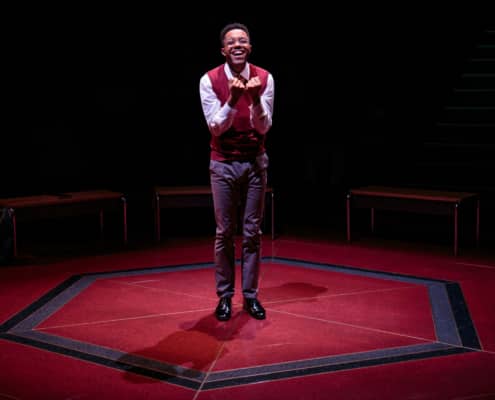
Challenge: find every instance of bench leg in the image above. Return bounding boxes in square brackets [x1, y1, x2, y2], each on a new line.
[261, 190, 274, 240]
[12, 211, 17, 257]
[271, 191, 275, 241]
[454, 203, 459, 256]
[99, 209, 104, 241]
[371, 208, 375, 233]
[476, 198, 480, 247]
[346, 194, 351, 242]
[155, 194, 161, 242]
[122, 198, 128, 244]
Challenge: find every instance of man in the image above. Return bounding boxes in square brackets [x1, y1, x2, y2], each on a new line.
[199, 22, 275, 321]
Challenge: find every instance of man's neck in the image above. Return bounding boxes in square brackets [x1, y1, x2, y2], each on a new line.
[228, 63, 246, 75]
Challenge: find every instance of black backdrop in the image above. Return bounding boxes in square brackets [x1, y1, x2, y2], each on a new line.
[5, 5, 493, 238]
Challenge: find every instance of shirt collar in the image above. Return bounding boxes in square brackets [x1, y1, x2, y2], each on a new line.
[224, 63, 249, 81]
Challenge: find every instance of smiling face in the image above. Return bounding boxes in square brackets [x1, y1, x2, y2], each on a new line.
[221, 28, 252, 72]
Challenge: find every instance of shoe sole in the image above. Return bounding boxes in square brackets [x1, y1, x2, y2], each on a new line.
[215, 312, 231, 321]
[243, 306, 266, 320]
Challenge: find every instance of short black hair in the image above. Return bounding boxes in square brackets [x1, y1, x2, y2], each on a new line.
[220, 22, 250, 46]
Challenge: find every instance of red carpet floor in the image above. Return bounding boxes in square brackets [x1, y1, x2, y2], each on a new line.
[1, 233, 494, 399]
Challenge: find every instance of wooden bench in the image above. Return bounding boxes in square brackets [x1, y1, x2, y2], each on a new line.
[154, 185, 275, 242]
[346, 186, 480, 256]
[0, 190, 127, 256]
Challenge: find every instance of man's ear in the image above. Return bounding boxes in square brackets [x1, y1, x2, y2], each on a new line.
[221, 48, 227, 57]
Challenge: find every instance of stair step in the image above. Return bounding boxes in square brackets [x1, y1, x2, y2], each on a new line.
[465, 58, 495, 73]
[446, 89, 495, 105]
[458, 73, 495, 89]
[405, 167, 494, 187]
[471, 45, 495, 58]
[436, 122, 495, 128]
[407, 26, 495, 192]
[439, 107, 495, 123]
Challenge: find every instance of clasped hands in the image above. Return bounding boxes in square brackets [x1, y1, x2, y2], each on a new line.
[228, 76, 261, 106]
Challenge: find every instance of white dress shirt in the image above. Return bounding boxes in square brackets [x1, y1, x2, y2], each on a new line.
[199, 63, 275, 137]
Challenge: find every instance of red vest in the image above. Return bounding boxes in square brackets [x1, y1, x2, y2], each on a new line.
[207, 64, 269, 161]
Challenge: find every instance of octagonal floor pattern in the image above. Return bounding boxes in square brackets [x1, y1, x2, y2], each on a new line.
[2, 256, 478, 391]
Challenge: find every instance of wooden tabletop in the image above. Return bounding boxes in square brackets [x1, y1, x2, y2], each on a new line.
[349, 186, 478, 203]
[0, 190, 124, 209]
[155, 186, 272, 196]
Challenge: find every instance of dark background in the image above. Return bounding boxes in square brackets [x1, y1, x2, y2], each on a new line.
[5, 5, 494, 246]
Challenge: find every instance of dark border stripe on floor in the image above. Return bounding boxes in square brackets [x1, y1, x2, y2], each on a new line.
[0, 256, 481, 390]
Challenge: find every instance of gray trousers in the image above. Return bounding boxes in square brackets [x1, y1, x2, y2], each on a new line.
[209, 153, 268, 299]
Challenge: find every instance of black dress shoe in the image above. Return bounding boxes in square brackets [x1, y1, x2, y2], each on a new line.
[243, 298, 266, 320]
[215, 297, 232, 321]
